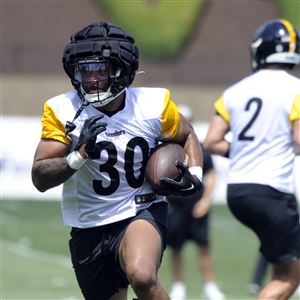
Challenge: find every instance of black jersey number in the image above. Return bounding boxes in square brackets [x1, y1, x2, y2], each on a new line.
[91, 137, 149, 196]
[238, 97, 262, 141]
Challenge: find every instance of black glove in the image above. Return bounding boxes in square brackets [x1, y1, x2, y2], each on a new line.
[158, 161, 203, 196]
[75, 115, 107, 158]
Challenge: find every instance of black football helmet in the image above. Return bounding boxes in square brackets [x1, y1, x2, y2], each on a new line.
[62, 22, 139, 107]
[250, 19, 300, 71]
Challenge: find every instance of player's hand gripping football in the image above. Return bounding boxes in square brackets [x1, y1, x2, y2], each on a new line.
[158, 161, 203, 196]
[75, 115, 107, 158]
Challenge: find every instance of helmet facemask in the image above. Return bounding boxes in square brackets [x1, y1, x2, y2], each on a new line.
[62, 22, 139, 111]
[73, 58, 125, 108]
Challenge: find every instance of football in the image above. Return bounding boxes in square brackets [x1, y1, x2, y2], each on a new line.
[145, 143, 186, 192]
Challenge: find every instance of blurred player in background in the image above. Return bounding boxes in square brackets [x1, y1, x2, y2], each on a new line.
[167, 105, 225, 300]
[248, 253, 269, 295]
[31, 22, 204, 300]
[204, 19, 300, 300]
[248, 250, 300, 296]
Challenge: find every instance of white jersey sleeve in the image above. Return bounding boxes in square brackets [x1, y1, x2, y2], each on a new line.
[214, 70, 300, 194]
[40, 87, 180, 228]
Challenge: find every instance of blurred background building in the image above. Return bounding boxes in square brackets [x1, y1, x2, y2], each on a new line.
[2, 0, 287, 119]
[1, 0, 299, 201]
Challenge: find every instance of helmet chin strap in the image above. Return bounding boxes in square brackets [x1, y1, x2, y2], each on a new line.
[65, 85, 125, 136]
[91, 88, 125, 108]
[65, 99, 90, 136]
[80, 83, 125, 108]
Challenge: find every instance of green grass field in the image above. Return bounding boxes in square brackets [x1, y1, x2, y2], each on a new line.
[1, 200, 299, 300]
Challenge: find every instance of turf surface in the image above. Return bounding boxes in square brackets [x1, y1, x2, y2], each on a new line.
[1, 200, 299, 299]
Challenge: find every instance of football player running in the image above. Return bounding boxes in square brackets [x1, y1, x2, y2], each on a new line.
[31, 22, 203, 300]
[204, 19, 300, 300]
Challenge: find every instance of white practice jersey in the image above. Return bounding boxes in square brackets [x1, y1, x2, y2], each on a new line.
[41, 87, 181, 228]
[214, 69, 300, 194]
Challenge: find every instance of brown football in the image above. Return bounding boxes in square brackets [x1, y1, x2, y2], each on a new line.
[145, 143, 186, 192]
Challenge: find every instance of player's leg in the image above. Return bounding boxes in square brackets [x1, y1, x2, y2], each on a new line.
[170, 248, 184, 282]
[118, 203, 169, 300]
[228, 184, 300, 300]
[191, 214, 225, 300]
[198, 246, 214, 283]
[119, 219, 168, 299]
[69, 226, 130, 300]
[198, 246, 225, 300]
[191, 214, 214, 283]
[169, 248, 186, 300]
[258, 260, 300, 300]
[167, 202, 187, 300]
[257, 191, 300, 300]
[248, 253, 268, 295]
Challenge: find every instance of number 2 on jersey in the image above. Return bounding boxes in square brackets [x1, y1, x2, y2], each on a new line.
[238, 97, 262, 141]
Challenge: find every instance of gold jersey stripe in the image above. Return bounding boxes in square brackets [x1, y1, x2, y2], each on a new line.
[214, 94, 230, 123]
[290, 94, 300, 124]
[161, 89, 180, 140]
[41, 102, 71, 145]
[280, 19, 296, 52]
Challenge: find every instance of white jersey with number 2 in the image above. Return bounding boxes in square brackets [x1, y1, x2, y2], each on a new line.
[214, 69, 300, 194]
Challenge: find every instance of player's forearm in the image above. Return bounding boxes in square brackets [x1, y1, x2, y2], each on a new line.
[204, 114, 230, 157]
[183, 131, 203, 167]
[202, 170, 217, 201]
[204, 139, 230, 157]
[32, 157, 76, 192]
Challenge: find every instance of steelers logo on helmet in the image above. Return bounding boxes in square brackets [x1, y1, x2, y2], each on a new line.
[62, 22, 139, 107]
[250, 18, 300, 71]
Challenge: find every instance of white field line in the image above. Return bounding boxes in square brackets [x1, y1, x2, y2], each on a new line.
[1, 211, 19, 225]
[1, 240, 82, 300]
[3, 240, 299, 300]
[1, 238, 71, 268]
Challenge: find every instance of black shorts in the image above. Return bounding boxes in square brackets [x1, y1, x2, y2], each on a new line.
[167, 203, 210, 249]
[227, 183, 300, 264]
[69, 202, 168, 300]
